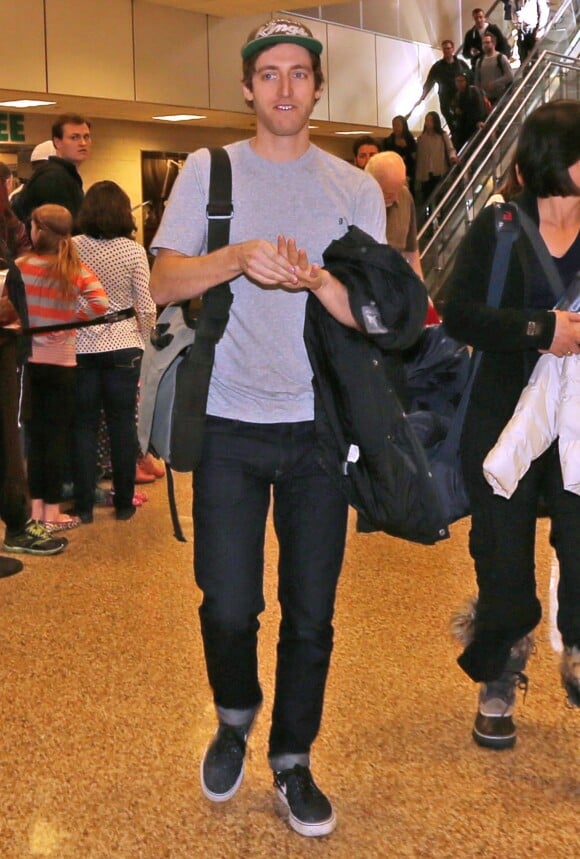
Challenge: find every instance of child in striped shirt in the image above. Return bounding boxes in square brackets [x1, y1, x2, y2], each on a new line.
[18, 204, 108, 531]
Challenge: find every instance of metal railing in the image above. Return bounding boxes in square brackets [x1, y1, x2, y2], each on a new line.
[418, 0, 580, 307]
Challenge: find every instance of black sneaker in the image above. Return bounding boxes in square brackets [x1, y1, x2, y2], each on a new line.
[274, 765, 336, 837]
[200, 724, 247, 802]
[3, 520, 68, 556]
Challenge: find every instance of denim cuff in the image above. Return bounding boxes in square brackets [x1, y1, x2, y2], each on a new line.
[269, 752, 310, 772]
[216, 704, 259, 730]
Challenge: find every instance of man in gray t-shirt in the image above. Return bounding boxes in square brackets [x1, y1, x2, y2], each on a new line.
[474, 32, 514, 105]
[150, 17, 385, 839]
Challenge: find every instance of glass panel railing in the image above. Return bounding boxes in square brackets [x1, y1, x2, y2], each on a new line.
[419, 0, 580, 308]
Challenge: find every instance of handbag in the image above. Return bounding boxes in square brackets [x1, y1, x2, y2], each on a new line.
[137, 147, 233, 538]
[423, 202, 521, 525]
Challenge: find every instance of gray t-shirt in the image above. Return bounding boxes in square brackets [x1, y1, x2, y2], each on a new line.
[151, 140, 386, 423]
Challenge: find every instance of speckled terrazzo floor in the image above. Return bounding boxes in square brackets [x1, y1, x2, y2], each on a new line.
[0, 472, 577, 859]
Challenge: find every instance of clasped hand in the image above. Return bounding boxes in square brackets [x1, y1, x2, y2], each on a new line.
[237, 235, 325, 292]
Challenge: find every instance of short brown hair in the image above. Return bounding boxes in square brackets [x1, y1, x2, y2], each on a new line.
[78, 181, 136, 239]
[52, 113, 91, 139]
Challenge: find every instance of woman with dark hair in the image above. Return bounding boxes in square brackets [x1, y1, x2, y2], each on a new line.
[415, 110, 458, 203]
[444, 100, 580, 748]
[18, 204, 108, 531]
[0, 163, 29, 258]
[383, 115, 417, 191]
[72, 181, 156, 522]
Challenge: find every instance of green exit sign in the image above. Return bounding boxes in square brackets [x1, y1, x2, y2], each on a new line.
[0, 113, 25, 142]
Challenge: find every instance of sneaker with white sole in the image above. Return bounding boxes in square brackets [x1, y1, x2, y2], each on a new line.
[200, 724, 248, 802]
[274, 765, 336, 837]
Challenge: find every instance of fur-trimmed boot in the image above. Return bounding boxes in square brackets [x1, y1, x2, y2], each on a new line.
[451, 597, 534, 750]
[560, 646, 580, 707]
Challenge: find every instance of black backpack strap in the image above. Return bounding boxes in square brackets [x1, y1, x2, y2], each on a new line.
[166, 147, 234, 538]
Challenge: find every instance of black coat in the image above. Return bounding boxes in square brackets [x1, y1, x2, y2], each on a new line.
[13, 156, 84, 224]
[444, 191, 556, 434]
[304, 226, 450, 545]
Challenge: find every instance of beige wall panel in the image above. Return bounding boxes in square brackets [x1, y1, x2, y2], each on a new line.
[46, 0, 134, 100]
[134, 2, 209, 107]
[400, 0, 460, 47]
[0, 0, 46, 91]
[319, 3, 361, 27]
[327, 25, 377, 125]
[207, 14, 266, 113]
[291, 7, 320, 17]
[376, 36, 421, 129]
[362, 0, 400, 36]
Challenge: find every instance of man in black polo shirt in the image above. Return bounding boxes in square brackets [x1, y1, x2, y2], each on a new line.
[420, 40, 470, 134]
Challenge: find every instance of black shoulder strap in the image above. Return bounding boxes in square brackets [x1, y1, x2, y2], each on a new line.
[194, 148, 234, 336]
[207, 146, 233, 252]
[168, 147, 234, 537]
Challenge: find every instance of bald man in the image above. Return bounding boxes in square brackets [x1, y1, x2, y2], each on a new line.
[365, 151, 423, 278]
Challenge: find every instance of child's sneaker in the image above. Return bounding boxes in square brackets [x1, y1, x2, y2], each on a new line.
[3, 520, 68, 555]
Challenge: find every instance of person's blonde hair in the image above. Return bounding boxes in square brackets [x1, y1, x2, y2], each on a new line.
[30, 204, 80, 300]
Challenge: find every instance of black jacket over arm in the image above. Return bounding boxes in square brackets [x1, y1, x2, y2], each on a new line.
[304, 225, 450, 545]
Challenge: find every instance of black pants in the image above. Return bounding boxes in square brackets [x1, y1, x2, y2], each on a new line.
[0, 338, 29, 533]
[73, 348, 142, 514]
[26, 363, 76, 504]
[193, 416, 348, 765]
[459, 409, 580, 682]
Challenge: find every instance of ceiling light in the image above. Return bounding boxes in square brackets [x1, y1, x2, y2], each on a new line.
[334, 130, 375, 136]
[152, 114, 206, 122]
[0, 99, 56, 108]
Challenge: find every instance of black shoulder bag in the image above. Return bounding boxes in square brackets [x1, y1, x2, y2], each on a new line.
[137, 147, 234, 539]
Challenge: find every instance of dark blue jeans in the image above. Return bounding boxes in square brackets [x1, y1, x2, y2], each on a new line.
[73, 349, 142, 513]
[193, 416, 348, 763]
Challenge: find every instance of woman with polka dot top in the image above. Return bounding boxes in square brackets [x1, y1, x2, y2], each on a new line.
[72, 181, 156, 522]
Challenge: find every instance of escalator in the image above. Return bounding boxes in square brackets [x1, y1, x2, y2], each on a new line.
[418, 0, 580, 309]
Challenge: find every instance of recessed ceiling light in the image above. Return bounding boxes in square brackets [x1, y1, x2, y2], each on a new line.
[334, 130, 375, 136]
[0, 99, 56, 108]
[152, 114, 206, 122]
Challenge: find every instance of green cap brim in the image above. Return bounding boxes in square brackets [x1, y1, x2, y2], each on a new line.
[241, 34, 323, 61]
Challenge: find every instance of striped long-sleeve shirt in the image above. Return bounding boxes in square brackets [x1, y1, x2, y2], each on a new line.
[17, 254, 109, 366]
